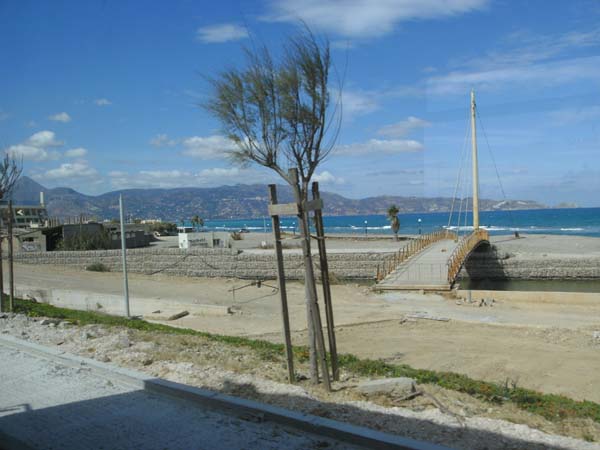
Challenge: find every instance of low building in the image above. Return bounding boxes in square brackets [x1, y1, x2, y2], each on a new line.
[178, 231, 231, 249]
[8, 222, 152, 252]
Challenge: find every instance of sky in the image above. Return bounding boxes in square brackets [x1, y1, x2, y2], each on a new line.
[1, 0, 599, 206]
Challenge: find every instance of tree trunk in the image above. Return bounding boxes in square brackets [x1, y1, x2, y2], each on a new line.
[289, 169, 330, 390]
[8, 201, 14, 312]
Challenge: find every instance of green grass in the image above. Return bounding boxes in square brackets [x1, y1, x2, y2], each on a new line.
[6, 296, 600, 424]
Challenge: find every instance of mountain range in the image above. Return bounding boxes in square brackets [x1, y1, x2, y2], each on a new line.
[11, 176, 546, 221]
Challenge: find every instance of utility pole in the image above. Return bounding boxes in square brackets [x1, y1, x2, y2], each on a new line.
[119, 195, 130, 318]
[8, 200, 14, 312]
[470, 89, 480, 230]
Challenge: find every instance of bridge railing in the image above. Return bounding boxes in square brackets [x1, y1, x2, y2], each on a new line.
[376, 229, 458, 281]
[446, 228, 490, 284]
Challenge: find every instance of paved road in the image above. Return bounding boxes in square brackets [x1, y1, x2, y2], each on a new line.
[378, 240, 460, 290]
[0, 342, 360, 450]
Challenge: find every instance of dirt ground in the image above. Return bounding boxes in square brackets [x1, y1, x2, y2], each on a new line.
[11, 253, 600, 405]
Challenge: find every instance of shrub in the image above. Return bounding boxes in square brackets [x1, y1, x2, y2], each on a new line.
[149, 222, 177, 235]
[86, 262, 110, 272]
[230, 231, 244, 241]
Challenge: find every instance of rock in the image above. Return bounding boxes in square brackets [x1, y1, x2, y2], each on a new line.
[117, 335, 131, 348]
[98, 355, 111, 363]
[142, 358, 153, 366]
[40, 318, 61, 326]
[593, 331, 600, 340]
[167, 310, 189, 321]
[356, 377, 417, 397]
[81, 332, 94, 340]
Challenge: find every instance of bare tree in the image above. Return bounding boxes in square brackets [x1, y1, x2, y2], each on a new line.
[0, 155, 22, 198]
[0, 154, 22, 312]
[204, 28, 341, 383]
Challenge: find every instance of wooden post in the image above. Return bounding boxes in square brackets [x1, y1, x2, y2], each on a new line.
[8, 201, 14, 312]
[290, 169, 330, 390]
[268, 184, 295, 383]
[312, 182, 339, 381]
[0, 235, 3, 313]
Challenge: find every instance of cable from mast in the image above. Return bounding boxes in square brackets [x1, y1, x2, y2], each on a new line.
[476, 108, 517, 232]
[447, 108, 473, 230]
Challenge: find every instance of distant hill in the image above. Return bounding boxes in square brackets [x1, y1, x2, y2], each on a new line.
[12, 176, 546, 220]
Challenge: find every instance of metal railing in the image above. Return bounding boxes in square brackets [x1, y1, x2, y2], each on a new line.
[446, 228, 489, 285]
[376, 229, 458, 281]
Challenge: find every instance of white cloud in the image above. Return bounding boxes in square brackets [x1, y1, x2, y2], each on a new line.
[198, 167, 240, 178]
[378, 116, 430, 138]
[108, 170, 128, 177]
[480, 27, 600, 69]
[5, 130, 64, 161]
[64, 147, 88, 158]
[150, 133, 178, 147]
[547, 105, 600, 126]
[313, 171, 345, 185]
[6, 144, 59, 162]
[108, 166, 264, 189]
[181, 135, 238, 159]
[427, 26, 600, 96]
[264, 0, 488, 38]
[43, 161, 98, 180]
[94, 98, 112, 106]
[427, 55, 600, 96]
[48, 112, 71, 123]
[26, 130, 63, 148]
[196, 23, 249, 43]
[335, 89, 379, 119]
[336, 138, 423, 156]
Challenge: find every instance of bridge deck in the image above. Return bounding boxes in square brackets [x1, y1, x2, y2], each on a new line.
[377, 239, 460, 291]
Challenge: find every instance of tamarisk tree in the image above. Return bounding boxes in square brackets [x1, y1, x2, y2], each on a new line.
[204, 29, 341, 382]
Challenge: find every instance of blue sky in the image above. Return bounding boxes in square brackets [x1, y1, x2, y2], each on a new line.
[1, 0, 599, 206]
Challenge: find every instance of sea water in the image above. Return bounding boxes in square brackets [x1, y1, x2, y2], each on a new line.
[201, 207, 600, 238]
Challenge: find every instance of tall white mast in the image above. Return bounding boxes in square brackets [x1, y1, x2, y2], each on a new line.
[470, 89, 480, 230]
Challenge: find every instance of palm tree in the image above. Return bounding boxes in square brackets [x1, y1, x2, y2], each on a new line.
[191, 215, 204, 231]
[387, 205, 400, 241]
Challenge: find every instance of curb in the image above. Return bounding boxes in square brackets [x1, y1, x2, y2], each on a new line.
[0, 334, 451, 450]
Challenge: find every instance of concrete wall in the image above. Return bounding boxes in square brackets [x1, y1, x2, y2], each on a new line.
[12, 247, 387, 280]
[460, 253, 600, 280]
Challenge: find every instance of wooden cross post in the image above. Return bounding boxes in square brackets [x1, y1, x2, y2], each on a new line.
[312, 181, 339, 381]
[268, 184, 295, 383]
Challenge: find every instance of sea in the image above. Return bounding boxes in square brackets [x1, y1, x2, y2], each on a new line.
[201, 207, 600, 238]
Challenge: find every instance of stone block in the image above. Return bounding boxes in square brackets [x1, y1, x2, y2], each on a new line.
[356, 377, 417, 397]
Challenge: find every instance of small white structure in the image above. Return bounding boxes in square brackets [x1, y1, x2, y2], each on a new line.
[178, 231, 230, 249]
